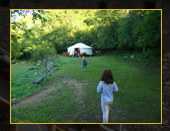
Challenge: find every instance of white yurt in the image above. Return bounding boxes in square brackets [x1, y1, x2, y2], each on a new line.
[67, 43, 93, 56]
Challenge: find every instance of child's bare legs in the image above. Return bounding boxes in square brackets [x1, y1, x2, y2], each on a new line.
[102, 101, 112, 123]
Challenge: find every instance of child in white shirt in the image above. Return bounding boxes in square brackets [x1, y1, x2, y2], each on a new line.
[97, 69, 118, 123]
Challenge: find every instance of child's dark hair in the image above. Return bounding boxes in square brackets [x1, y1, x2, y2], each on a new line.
[101, 69, 114, 84]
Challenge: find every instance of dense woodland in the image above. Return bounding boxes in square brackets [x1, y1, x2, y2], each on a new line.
[11, 10, 161, 60]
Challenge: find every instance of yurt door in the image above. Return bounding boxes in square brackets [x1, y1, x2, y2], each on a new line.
[74, 48, 80, 57]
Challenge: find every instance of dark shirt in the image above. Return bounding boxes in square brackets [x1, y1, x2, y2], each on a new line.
[83, 59, 87, 66]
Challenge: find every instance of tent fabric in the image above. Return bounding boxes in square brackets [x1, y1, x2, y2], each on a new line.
[67, 43, 92, 49]
[67, 43, 93, 55]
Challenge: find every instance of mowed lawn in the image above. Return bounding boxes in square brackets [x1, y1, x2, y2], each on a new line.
[11, 55, 161, 123]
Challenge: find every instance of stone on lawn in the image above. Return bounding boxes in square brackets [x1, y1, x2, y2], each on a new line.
[123, 56, 128, 60]
[130, 55, 134, 59]
[11, 98, 16, 104]
[37, 60, 42, 66]
[34, 75, 45, 84]
[46, 61, 54, 72]
[11, 60, 16, 64]
[28, 67, 38, 70]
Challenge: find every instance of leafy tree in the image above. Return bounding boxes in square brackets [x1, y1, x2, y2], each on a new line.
[11, 10, 161, 60]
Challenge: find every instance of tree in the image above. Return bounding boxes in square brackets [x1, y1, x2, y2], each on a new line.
[11, 10, 161, 59]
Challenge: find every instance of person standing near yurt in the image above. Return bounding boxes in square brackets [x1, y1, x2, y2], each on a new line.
[82, 56, 87, 71]
[78, 49, 80, 57]
[75, 50, 78, 57]
[74, 50, 76, 57]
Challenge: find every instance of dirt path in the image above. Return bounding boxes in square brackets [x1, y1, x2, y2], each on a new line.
[65, 79, 87, 106]
[12, 78, 88, 110]
[64, 79, 88, 122]
[12, 83, 62, 109]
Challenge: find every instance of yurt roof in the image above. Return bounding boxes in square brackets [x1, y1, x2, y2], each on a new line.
[68, 43, 92, 49]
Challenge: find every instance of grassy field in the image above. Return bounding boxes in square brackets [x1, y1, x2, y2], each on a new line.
[11, 54, 161, 123]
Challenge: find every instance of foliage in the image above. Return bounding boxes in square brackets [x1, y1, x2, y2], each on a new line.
[11, 10, 161, 60]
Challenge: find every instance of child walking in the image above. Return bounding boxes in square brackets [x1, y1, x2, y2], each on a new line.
[82, 56, 87, 71]
[97, 69, 118, 123]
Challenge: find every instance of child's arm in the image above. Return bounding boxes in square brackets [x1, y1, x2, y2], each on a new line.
[113, 82, 118, 93]
[97, 81, 103, 93]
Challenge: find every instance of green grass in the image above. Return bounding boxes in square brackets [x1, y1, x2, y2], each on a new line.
[11, 61, 49, 103]
[11, 55, 161, 123]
